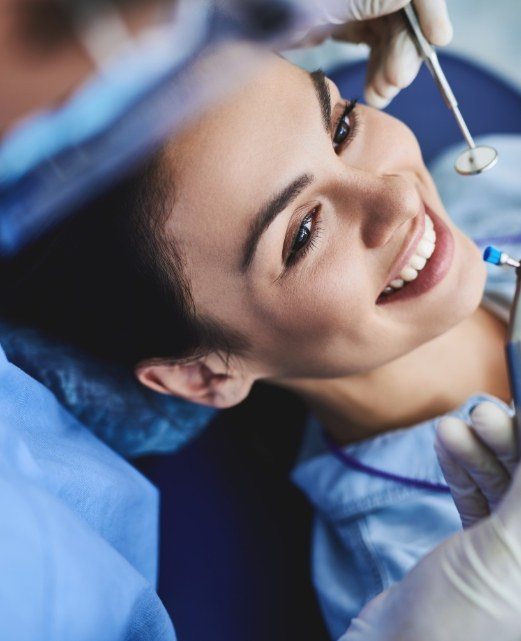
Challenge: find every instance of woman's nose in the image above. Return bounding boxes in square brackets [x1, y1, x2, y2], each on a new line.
[358, 174, 423, 249]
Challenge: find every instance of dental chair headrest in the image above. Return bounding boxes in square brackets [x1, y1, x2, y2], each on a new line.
[0, 321, 216, 458]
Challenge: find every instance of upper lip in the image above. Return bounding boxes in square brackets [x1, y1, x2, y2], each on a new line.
[381, 205, 426, 293]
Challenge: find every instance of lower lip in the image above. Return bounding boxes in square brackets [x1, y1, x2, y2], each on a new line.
[376, 204, 455, 305]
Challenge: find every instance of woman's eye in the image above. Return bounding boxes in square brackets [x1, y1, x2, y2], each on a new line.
[333, 100, 357, 153]
[285, 207, 322, 268]
[333, 114, 352, 150]
[287, 211, 314, 266]
[292, 214, 312, 254]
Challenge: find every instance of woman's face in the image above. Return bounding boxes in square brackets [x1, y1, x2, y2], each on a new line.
[166, 53, 485, 380]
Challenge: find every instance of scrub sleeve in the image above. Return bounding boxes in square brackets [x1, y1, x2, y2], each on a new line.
[0, 343, 176, 641]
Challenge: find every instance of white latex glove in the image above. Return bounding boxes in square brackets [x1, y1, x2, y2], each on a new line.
[435, 401, 517, 528]
[305, 0, 453, 108]
[339, 473, 521, 640]
[339, 402, 521, 641]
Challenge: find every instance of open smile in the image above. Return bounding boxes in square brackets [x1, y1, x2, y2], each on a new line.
[376, 203, 455, 305]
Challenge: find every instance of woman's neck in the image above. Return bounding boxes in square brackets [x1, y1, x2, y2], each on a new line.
[279, 305, 511, 445]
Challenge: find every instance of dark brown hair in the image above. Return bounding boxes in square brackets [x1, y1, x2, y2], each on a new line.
[0, 153, 249, 368]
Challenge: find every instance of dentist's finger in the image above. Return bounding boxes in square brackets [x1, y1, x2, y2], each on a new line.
[364, 16, 421, 108]
[435, 435, 490, 528]
[469, 402, 517, 475]
[365, 41, 399, 109]
[412, 0, 453, 46]
[342, 0, 410, 22]
[436, 416, 511, 512]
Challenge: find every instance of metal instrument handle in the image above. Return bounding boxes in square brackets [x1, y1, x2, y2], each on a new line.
[506, 269, 521, 456]
[506, 341, 521, 457]
[402, 3, 457, 110]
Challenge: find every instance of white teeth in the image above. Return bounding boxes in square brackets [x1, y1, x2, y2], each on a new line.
[409, 254, 427, 270]
[424, 227, 436, 243]
[400, 265, 419, 281]
[381, 213, 437, 296]
[416, 238, 435, 259]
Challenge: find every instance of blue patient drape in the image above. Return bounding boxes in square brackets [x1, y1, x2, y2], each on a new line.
[0, 342, 175, 641]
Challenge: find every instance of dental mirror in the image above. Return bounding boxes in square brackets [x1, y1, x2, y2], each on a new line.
[402, 3, 499, 176]
[454, 144, 498, 176]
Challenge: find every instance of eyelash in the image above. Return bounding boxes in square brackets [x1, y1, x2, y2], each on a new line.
[285, 99, 358, 268]
[286, 206, 323, 267]
[333, 99, 358, 152]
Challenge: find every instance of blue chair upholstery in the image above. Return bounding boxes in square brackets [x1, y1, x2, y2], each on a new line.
[136, 53, 521, 641]
[330, 52, 521, 163]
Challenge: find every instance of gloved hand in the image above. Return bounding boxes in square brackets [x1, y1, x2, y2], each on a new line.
[339, 509, 521, 640]
[304, 0, 453, 108]
[338, 402, 521, 641]
[435, 401, 517, 528]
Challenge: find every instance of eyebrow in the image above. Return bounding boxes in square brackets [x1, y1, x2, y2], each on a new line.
[240, 174, 314, 271]
[310, 69, 332, 134]
[240, 70, 331, 272]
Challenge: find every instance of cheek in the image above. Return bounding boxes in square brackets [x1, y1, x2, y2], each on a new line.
[253, 230, 486, 378]
[291, 272, 366, 335]
[252, 265, 380, 375]
[354, 108, 424, 173]
[442, 228, 487, 321]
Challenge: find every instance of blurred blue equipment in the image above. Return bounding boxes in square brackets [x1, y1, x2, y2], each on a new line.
[0, 0, 315, 257]
[484, 245, 521, 453]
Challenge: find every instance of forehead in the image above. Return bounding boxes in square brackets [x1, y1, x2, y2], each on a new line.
[163, 55, 320, 262]
[173, 54, 313, 172]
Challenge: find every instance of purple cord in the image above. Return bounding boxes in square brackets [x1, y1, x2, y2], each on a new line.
[323, 434, 451, 494]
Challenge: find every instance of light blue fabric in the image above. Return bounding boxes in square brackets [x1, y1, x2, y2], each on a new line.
[431, 134, 521, 305]
[291, 134, 521, 640]
[0, 341, 176, 640]
[0, 322, 216, 458]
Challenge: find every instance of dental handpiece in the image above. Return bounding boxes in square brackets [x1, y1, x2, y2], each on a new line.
[402, 3, 498, 176]
[484, 246, 521, 455]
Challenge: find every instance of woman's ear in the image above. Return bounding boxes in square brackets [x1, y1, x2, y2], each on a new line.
[135, 352, 255, 409]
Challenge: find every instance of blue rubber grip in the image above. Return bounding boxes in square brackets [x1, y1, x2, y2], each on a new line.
[484, 245, 502, 265]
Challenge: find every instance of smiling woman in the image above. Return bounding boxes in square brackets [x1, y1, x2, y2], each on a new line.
[138, 53, 502, 394]
[0, 48, 514, 637]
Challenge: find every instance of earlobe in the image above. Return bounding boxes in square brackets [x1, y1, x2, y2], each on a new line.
[135, 354, 254, 409]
